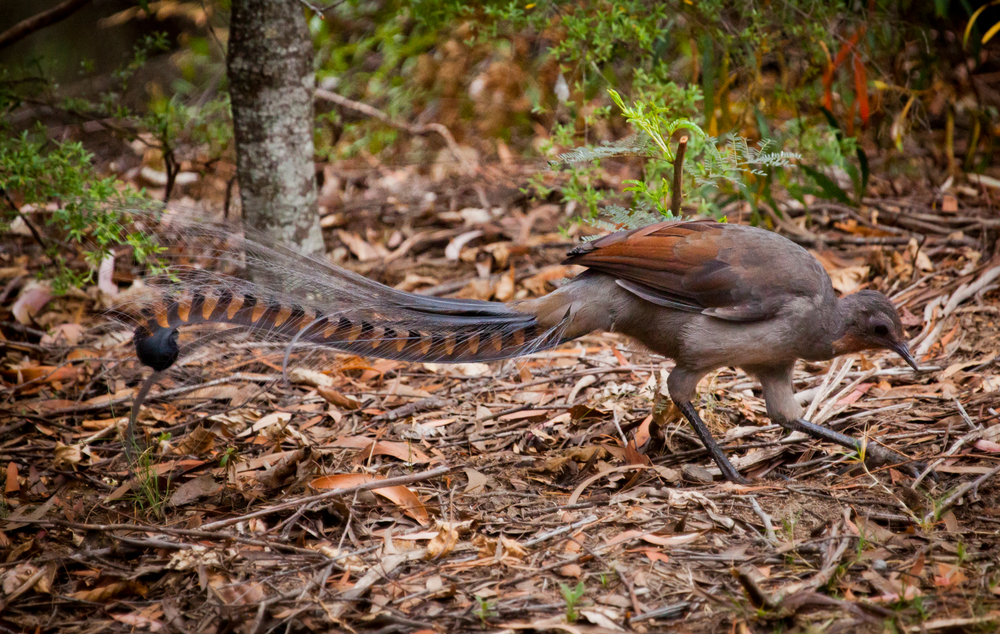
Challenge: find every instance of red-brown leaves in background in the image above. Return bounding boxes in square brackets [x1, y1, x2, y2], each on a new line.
[853, 52, 869, 127]
[823, 27, 870, 128]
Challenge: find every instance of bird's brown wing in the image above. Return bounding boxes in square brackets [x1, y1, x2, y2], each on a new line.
[563, 221, 829, 322]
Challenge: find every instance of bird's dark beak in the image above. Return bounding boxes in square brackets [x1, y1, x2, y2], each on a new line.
[890, 341, 920, 371]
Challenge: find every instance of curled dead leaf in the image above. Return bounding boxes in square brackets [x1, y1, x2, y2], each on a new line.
[289, 367, 334, 388]
[310, 473, 429, 525]
[337, 230, 386, 261]
[69, 580, 147, 602]
[445, 230, 484, 261]
[111, 611, 164, 632]
[317, 385, 360, 409]
[12, 281, 53, 324]
[427, 520, 472, 559]
[395, 273, 440, 292]
[53, 442, 83, 470]
[172, 427, 217, 456]
[494, 266, 516, 302]
[500, 535, 527, 559]
[165, 545, 224, 571]
[356, 441, 431, 464]
[828, 265, 871, 294]
[183, 384, 252, 402]
[208, 571, 266, 605]
[453, 278, 494, 301]
[522, 265, 573, 296]
[40, 323, 85, 346]
[567, 374, 597, 403]
[168, 474, 223, 507]
[463, 467, 489, 493]
[2, 564, 38, 594]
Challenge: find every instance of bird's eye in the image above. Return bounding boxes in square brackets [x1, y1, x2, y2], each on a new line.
[873, 324, 889, 337]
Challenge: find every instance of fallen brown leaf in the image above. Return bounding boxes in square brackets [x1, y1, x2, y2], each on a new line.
[317, 385, 360, 409]
[70, 581, 147, 602]
[311, 473, 429, 525]
[168, 474, 222, 507]
[5, 463, 18, 495]
[427, 522, 461, 558]
[356, 440, 431, 464]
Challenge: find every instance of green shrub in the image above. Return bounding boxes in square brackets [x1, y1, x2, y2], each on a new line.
[0, 131, 155, 292]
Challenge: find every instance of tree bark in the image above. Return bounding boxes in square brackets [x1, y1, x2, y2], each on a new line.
[227, 0, 324, 257]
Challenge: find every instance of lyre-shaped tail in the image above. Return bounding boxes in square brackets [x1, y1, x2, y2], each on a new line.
[132, 284, 566, 371]
[121, 208, 574, 374]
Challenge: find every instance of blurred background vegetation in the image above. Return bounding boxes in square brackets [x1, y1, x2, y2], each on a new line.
[1, 0, 999, 282]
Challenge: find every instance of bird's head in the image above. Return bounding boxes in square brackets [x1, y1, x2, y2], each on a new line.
[833, 290, 918, 371]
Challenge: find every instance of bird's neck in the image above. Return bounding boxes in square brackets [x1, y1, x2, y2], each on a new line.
[827, 295, 864, 358]
[797, 293, 851, 362]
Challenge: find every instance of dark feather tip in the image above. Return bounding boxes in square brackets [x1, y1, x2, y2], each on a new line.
[564, 242, 596, 260]
[134, 326, 180, 372]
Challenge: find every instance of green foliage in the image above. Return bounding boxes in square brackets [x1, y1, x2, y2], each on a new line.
[0, 30, 228, 292]
[312, 4, 438, 159]
[219, 446, 239, 471]
[0, 131, 155, 292]
[101, 33, 232, 194]
[559, 580, 586, 622]
[474, 595, 496, 626]
[128, 444, 170, 518]
[558, 90, 802, 231]
[305, 0, 972, 210]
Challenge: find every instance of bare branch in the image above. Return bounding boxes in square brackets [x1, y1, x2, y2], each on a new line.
[0, 0, 92, 52]
[670, 135, 688, 216]
[316, 87, 474, 175]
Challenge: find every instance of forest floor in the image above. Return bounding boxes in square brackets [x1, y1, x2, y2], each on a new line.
[2, 157, 1000, 633]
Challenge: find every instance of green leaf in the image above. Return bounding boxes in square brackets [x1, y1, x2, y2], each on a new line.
[856, 146, 870, 201]
[800, 165, 853, 206]
[819, 106, 843, 141]
[754, 105, 773, 143]
[700, 33, 716, 130]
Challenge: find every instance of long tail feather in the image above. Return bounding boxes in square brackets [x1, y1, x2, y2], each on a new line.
[119, 208, 569, 371]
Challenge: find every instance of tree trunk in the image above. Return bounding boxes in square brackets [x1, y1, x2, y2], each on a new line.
[227, 0, 324, 257]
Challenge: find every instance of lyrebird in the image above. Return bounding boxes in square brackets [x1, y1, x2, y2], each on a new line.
[127, 212, 926, 482]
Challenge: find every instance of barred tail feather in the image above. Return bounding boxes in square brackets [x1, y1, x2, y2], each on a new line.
[117, 207, 574, 373]
[131, 282, 568, 371]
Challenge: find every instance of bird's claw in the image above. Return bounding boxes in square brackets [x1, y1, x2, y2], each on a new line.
[909, 461, 939, 483]
[868, 448, 937, 484]
[721, 470, 752, 486]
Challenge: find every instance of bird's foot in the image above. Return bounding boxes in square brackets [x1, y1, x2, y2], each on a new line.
[907, 460, 939, 484]
[716, 462, 751, 485]
[865, 445, 937, 483]
[675, 400, 751, 485]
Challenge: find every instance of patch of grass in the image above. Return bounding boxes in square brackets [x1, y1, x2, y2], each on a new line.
[127, 436, 172, 518]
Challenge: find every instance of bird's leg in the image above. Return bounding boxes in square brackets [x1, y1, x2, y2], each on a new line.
[675, 401, 749, 484]
[780, 417, 930, 479]
[752, 363, 933, 481]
